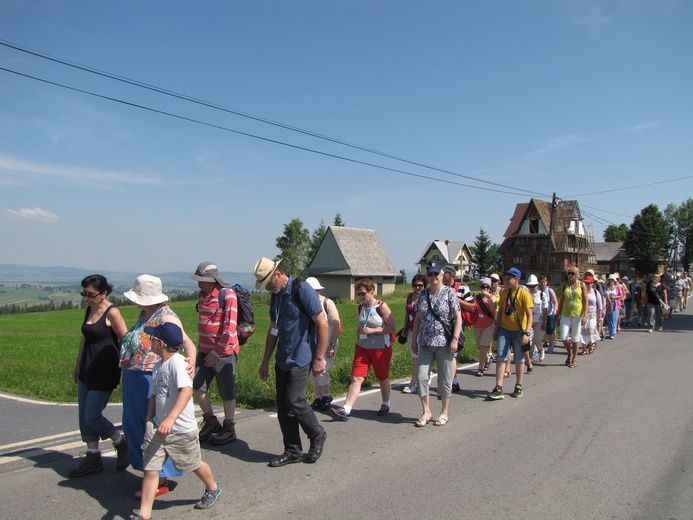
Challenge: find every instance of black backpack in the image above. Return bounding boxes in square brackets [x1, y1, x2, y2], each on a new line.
[197, 284, 256, 345]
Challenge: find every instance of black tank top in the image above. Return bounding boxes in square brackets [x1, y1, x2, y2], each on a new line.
[80, 305, 121, 391]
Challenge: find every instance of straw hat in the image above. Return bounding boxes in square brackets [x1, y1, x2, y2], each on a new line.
[253, 257, 282, 290]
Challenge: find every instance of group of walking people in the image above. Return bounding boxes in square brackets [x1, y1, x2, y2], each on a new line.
[70, 258, 689, 519]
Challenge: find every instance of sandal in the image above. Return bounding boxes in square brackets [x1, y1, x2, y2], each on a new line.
[415, 414, 431, 428]
[401, 385, 416, 394]
[565, 356, 572, 366]
[569, 360, 578, 368]
[504, 370, 511, 378]
[579, 349, 588, 356]
[476, 369, 484, 377]
[129, 514, 151, 520]
[483, 360, 491, 371]
[432, 415, 449, 426]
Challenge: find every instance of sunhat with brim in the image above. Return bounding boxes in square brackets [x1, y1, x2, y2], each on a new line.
[489, 273, 501, 282]
[525, 274, 539, 286]
[479, 277, 492, 287]
[254, 257, 282, 290]
[144, 323, 183, 350]
[608, 274, 619, 281]
[585, 269, 596, 277]
[124, 275, 169, 306]
[190, 261, 226, 286]
[306, 277, 324, 291]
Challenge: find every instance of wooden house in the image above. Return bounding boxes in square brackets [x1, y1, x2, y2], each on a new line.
[303, 226, 400, 299]
[415, 240, 475, 280]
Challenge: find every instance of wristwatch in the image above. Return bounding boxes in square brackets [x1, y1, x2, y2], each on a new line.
[522, 330, 531, 336]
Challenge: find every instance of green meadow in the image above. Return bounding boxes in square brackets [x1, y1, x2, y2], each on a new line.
[0, 286, 481, 409]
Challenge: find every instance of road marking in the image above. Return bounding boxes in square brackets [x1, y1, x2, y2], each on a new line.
[0, 442, 117, 467]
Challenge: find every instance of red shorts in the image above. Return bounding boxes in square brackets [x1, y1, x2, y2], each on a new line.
[351, 345, 392, 381]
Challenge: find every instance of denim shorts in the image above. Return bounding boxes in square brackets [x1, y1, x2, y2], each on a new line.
[495, 328, 524, 362]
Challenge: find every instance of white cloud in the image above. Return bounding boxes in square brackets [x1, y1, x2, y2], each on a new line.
[4, 207, 59, 223]
[626, 121, 661, 132]
[526, 134, 584, 158]
[0, 154, 164, 189]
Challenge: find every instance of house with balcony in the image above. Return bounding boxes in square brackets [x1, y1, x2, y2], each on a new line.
[499, 198, 596, 284]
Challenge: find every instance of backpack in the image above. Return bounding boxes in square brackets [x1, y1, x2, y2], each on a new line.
[197, 284, 256, 346]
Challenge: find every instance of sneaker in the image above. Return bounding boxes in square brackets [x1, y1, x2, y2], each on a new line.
[539, 348, 545, 361]
[69, 451, 103, 478]
[114, 437, 130, 471]
[488, 386, 504, 400]
[310, 397, 323, 410]
[210, 421, 236, 445]
[194, 484, 222, 510]
[331, 406, 350, 421]
[377, 404, 390, 416]
[319, 395, 333, 411]
[199, 413, 222, 442]
[511, 384, 524, 398]
[451, 381, 461, 393]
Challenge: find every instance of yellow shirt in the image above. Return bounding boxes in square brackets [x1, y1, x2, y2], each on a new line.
[498, 287, 534, 331]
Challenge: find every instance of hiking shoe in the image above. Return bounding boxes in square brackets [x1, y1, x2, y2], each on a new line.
[114, 437, 130, 471]
[310, 397, 322, 410]
[319, 395, 333, 411]
[69, 451, 103, 478]
[511, 384, 524, 398]
[331, 406, 350, 421]
[194, 484, 222, 510]
[199, 413, 222, 442]
[210, 421, 236, 445]
[488, 386, 504, 400]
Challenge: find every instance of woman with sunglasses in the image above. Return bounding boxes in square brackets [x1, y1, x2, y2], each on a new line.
[556, 267, 588, 368]
[332, 278, 396, 420]
[401, 274, 427, 394]
[410, 260, 461, 426]
[579, 273, 603, 355]
[70, 275, 129, 478]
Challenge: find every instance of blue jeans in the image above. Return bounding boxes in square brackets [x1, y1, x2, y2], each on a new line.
[608, 309, 619, 336]
[77, 381, 117, 443]
[275, 363, 324, 457]
[122, 370, 183, 477]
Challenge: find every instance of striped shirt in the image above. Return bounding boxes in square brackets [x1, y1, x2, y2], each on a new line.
[197, 286, 239, 359]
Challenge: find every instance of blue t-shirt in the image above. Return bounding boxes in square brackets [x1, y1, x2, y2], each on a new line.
[269, 277, 322, 370]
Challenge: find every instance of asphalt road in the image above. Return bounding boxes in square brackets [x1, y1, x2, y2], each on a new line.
[1, 311, 692, 520]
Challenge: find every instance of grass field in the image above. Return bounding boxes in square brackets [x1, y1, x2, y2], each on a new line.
[0, 286, 482, 409]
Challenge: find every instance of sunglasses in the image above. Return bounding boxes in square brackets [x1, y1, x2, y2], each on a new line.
[80, 290, 101, 299]
[482, 285, 491, 289]
[567, 272, 576, 277]
[413, 284, 424, 288]
[356, 291, 367, 297]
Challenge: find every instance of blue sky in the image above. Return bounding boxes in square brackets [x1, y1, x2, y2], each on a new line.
[1, 1, 691, 276]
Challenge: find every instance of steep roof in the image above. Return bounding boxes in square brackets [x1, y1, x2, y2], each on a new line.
[303, 226, 400, 276]
[416, 240, 466, 265]
[593, 242, 624, 263]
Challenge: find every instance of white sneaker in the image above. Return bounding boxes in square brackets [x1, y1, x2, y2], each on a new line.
[539, 348, 545, 361]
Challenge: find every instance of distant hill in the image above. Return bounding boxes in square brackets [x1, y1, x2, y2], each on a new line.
[0, 264, 256, 291]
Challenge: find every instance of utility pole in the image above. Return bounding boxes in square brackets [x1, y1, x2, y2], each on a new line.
[544, 192, 557, 279]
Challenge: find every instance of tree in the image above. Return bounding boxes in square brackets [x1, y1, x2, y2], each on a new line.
[471, 228, 497, 277]
[665, 199, 693, 272]
[333, 212, 345, 227]
[275, 218, 310, 277]
[603, 223, 629, 242]
[307, 220, 327, 265]
[624, 204, 670, 275]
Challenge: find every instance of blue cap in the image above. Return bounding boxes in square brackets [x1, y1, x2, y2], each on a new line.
[144, 322, 183, 349]
[427, 260, 442, 274]
[503, 267, 522, 280]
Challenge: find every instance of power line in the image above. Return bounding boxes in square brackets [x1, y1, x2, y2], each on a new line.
[0, 65, 541, 197]
[0, 39, 550, 199]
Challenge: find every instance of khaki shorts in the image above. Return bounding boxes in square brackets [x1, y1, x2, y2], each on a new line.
[142, 421, 201, 473]
[473, 324, 494, 348]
